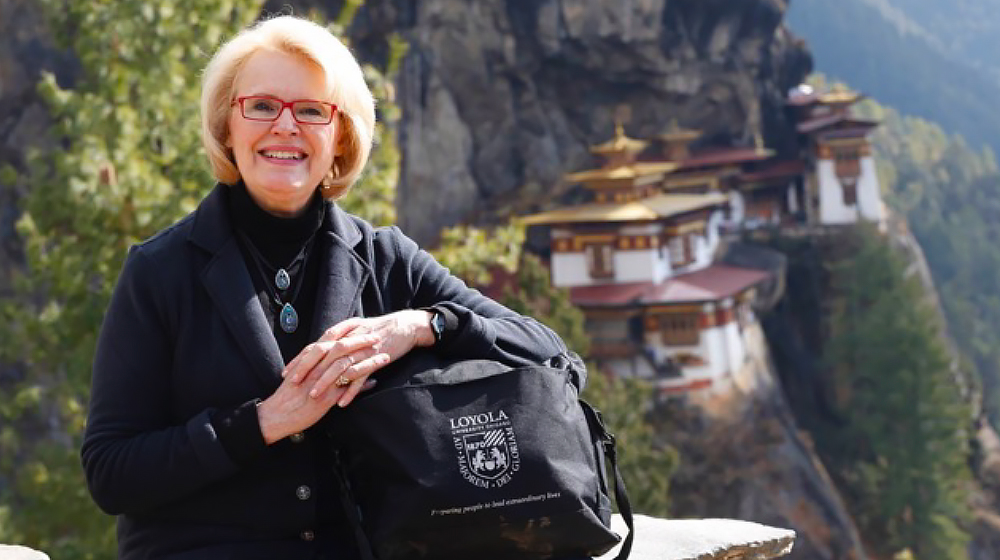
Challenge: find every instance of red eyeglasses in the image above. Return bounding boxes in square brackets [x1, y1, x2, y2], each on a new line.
[231, 96, 337, 125]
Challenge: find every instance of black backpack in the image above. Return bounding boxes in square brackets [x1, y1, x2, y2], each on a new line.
[327, 351, 633, 560]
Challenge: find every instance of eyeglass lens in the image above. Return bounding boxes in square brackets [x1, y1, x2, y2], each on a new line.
[242, 97, 334, 124]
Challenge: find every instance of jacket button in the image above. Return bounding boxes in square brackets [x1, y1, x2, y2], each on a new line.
[290, 432, 305, 443]
[296, 485, 311, 500]
[300, 530, 315, 541]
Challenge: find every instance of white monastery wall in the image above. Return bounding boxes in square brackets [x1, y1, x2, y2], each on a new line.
[670, 232, 715, 276]
[816, 158, 884, 225]
[786, 182, 799, 214]
[706, 209, 723, 250]
[603, 356, 656, 379]
[551, 249, 668, 287]
[856, 156, 884, 222]
[615, 250, 665, 283]
[641, 325, 729, 381]
[728, 191, 745, 223]
[551, 253, 592, 287]
[722, 321, 744, 375]
[816, 159, 858, 225]
[620, 224, 661, 236]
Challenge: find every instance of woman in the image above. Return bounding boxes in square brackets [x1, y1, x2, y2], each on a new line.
[81, 15, 567, 559]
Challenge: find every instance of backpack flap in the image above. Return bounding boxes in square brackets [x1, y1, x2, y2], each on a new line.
[328, 355, 627, 560]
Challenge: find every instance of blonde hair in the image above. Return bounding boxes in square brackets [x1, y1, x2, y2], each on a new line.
[200, 15, 375, 199]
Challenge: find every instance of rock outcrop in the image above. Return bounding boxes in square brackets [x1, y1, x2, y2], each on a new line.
[0, 544, 49, 560]
[598, 515, 796, 560]
[347, 0, 812, 244]
[655, 321, 868, 560]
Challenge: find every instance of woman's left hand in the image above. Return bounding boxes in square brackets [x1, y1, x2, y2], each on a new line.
[283, 310, 435, 406]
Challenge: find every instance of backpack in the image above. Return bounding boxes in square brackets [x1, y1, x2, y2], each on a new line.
[327, 350, 633, 560]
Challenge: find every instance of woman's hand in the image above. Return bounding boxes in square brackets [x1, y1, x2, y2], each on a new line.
[283, 310, 435, 407]
[257, 331, 389, 444]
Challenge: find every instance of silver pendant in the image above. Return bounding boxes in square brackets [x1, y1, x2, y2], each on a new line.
[280, 302, 299, 333]
[275, 268, 291, 291]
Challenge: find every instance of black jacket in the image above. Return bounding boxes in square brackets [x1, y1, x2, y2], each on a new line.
[81, 184, 567, 559]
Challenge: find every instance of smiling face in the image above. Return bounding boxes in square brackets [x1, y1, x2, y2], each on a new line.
[227, 49, 337, 216]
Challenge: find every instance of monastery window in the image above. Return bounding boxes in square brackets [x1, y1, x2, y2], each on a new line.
[833, 147, 861, 180]
[659, 313, 700, 346]
[842, 182, 858, 206]
[669, 234, 694, 267]
[586, 318, 630, 342]
[584, 242, 615, 279]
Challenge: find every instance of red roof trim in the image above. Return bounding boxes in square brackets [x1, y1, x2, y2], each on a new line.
[660, 378, 714, 394]
[678, 148, 771, 169]
[798, 114, 878, 134]
[570, 264, 771, 307]
[739, 160, 806, 183]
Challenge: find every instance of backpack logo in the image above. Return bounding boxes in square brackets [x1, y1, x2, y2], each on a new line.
[450, 410, 520, 488]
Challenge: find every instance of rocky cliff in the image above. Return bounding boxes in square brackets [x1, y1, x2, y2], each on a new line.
[759, 219, 999, 560]
[8, 2, 974, 559]
[655, 319, 868, 560]
[0, 0, 812, 255]
[347, 0, 811, 244]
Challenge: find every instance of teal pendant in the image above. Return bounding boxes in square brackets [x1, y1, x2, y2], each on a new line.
[275, 269, 291, 291]
[279, 302, 299, 333]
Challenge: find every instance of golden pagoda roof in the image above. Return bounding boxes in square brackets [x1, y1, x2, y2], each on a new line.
[819, 90, 861, 105]
[564, 161, 679, 184]
[657, 119, 702, 142]
[521, 192, 728, 225]
[591, 122, 648, 155]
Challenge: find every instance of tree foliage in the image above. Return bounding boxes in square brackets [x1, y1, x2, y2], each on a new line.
[787, 0, 1000, 155]
[822, 227, 972, 560]
[0, 1, 266, 556]
[849, 95, 1000, 432]
[0, 1, 406, 556]
[0, 1, 675, 556]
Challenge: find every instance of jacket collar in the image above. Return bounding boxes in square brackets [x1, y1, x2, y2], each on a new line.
[187, 183, 369, 390]
[188, 183, 363, 253]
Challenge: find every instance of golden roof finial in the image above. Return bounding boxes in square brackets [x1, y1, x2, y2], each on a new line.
[590, 104, 646, 156]
[613, 104, 631, 138]
[754, 131, 765, 153]
[614, 120, 625, 140]
[657, 118, 702, 143]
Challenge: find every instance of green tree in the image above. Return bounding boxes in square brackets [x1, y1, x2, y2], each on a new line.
[849, 94, 1000, 433]
[583, 370, 677, 517]
[0, 2, 265, 556]
[0, 1, 408, 556]
[824, 227, 972, 559]
[0, 0, 673, 554]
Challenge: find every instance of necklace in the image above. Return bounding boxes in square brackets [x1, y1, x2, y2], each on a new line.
[237, 230, 316, 334]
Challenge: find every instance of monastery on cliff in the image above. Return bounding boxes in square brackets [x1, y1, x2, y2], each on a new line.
[522, 84, 885, 395]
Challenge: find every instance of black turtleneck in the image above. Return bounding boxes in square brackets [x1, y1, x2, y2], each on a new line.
[228, 181, 326, 363]
[210, 183, 347, 541]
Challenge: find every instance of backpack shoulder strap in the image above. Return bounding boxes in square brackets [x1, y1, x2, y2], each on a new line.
[581, 399, 634, 560]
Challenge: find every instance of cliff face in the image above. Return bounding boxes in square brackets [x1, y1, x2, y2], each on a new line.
[657, 321, 868, 560]
[348, 0, 812, 243]
[0, 0, 812, 254]
[1, 1, 877, 555]
[760, 220, 997, 559]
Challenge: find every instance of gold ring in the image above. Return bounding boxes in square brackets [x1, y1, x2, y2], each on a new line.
[335, 376, 351, 388]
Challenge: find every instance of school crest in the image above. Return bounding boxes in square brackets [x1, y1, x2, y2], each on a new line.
[450, 410, 521, 488]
